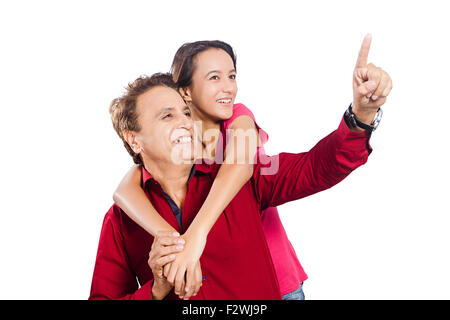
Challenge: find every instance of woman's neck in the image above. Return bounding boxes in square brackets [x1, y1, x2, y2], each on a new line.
[191, 106, 222, 160]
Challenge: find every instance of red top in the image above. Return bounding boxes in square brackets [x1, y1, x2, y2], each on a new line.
[222, 103, 309, 295]
[89, 116, 372, 300]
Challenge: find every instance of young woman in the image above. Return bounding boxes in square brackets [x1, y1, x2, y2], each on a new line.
[113, 41, 307, 300]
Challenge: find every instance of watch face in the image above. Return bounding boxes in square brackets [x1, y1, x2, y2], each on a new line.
[372, 108, 383, 130]
[350, 115, 358, 128]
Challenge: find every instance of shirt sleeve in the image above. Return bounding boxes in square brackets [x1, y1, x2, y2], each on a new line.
[89, 206, 154, 300]
[253, 115, 372, 210]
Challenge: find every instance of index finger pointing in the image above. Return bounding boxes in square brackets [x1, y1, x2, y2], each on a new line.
[355, 33, 372, 68]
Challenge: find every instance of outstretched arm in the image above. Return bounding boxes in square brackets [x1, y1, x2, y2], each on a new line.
[255, 34, 392, 209]
[113, 164, 176, 236]
[165, 114, 260, 300]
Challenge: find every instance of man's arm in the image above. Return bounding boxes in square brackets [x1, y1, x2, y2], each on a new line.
[89, 207, 159, 300]
[254, 34, 392, 209]
[253, 116, 372, 210]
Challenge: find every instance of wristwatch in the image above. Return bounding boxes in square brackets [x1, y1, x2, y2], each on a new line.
[344, 103, 383, 132]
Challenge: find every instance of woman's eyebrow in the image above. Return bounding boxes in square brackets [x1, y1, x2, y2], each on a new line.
[205, 70, 221, 77]
[205, 69, 236, 77]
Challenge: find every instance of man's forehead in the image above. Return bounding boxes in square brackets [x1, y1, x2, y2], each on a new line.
[137, 86, 184, 114]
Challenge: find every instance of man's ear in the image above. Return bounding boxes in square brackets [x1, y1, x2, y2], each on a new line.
[179, 87, 193, 103]
[123, 130, 142, 154]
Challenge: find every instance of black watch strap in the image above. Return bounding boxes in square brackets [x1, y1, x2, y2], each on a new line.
[344, 103, 380, 132]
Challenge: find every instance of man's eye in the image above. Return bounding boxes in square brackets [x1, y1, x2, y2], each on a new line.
[162, 114, 172, 119]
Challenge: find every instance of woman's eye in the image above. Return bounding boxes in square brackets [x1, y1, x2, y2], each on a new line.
[185, 112, 191, 117]
[229, 74, 236, 80]
[209, 75, 219, 80]
[162, 114, 172, 119]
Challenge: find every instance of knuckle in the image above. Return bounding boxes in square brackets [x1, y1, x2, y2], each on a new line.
[158, 257, 167, 267]
[159, 246, 168, 256]
[358, 86, 368, 95]
[159, 236, 168, 244]
[375, 97, 386, 107]
[153, 247, 162, 257]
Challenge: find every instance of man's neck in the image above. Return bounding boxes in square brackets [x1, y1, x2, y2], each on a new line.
[142, 158, 192, 209]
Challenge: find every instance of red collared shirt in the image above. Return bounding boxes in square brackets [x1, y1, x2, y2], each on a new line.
[89, 116, 371, 300]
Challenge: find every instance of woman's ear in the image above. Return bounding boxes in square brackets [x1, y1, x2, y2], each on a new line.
[179, 87, 193, 103]
[123, 130, 142, 154]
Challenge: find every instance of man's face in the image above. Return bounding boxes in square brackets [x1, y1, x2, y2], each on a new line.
[134, 86, 195, 164]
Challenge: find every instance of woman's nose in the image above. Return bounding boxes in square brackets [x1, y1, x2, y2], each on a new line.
[222, 79, 235, 94]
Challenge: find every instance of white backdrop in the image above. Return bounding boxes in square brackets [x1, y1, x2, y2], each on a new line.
[1, 0, 449, 299]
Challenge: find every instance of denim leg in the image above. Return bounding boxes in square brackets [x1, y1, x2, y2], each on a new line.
[282, 282, 305, 300]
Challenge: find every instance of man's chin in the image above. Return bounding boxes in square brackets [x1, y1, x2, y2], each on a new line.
[169, 145, 195, 164]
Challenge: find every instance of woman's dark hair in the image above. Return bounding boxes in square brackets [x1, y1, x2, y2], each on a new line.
[170, 40, 237, 88]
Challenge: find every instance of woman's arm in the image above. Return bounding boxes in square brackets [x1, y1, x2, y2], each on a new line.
[187, 114, 259, 234]
[114, 166, 199, 299]
[113, 165, 177, 236]
[165, 115, 260, 299]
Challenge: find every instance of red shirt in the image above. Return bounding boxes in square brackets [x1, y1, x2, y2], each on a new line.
[89, 116, 371, 300]
[223, 103, 308, 295]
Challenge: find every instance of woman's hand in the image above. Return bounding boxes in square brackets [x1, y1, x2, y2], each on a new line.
[148, 231, 185, 300]
[164, 228, 206, 300]
[352, 34, 393, 127]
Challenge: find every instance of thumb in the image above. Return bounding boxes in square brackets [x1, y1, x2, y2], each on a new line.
[358, 80, 377, 96]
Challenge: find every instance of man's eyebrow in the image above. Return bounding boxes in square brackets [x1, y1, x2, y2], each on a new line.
[157, 106, 174, 116]
[205, 69, 236, 77]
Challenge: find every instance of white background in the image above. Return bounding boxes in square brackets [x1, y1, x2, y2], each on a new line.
[1, 0, 449, 299]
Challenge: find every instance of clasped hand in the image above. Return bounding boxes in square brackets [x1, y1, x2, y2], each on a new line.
[148, 230, 205, 300]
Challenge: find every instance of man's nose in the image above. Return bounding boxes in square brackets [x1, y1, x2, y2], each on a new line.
[178, 114, 193, 130]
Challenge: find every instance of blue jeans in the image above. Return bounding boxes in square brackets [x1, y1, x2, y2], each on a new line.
[282, 282, 305, 300]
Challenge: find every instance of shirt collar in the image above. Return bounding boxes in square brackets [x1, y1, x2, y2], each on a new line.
[141, 160, 214, 188]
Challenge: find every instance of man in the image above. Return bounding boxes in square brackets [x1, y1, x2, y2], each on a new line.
[89, 36, 392, 300]
[90, 73, 281, 299]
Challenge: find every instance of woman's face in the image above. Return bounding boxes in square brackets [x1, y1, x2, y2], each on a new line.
[185, 48, 238, 122]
